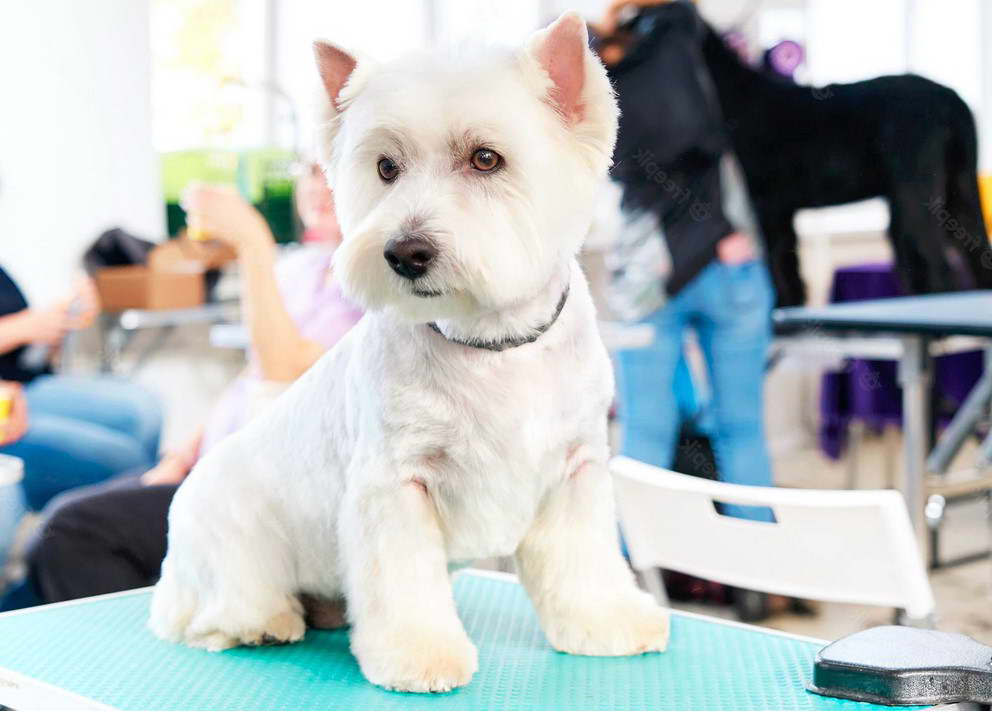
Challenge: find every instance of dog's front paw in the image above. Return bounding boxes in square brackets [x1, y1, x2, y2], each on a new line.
[352, 623, 478, 693]
[541, 590, 669, 656]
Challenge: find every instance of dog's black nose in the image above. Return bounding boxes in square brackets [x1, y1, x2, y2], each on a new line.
[384, 236, 437, 280]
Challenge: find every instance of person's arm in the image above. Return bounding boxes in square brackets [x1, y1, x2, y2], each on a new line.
[0, 303, 71, 355]
[716, 153, 759, 265]
[182, 185, 326, 382]
[236, 241, 326, 381]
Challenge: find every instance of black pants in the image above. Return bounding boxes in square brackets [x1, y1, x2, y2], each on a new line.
[25, 473, 178, 603]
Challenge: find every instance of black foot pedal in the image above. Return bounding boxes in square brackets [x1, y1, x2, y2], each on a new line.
[808, 626, 992, 706]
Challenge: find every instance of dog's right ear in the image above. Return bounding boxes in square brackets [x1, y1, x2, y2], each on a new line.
[313, 41, 368, 174]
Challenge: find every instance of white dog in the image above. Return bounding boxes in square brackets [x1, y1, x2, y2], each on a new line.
[149, 11, 669, 693]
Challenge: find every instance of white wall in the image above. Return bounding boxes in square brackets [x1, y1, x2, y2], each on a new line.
[274, 0, 430, 158]
[0, 0, 163, 304]
[273, 0, 547, 158]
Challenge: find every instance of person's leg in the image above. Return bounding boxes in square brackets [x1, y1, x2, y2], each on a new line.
[0, 473, 146, 611]
[25, 375, 163, 461]
[1, 415, 156, 510]
[694, 260, 775, 521]
[615, 299, 688, 468]
[0, 579, 44, 611]
[23, 480, 178, 604]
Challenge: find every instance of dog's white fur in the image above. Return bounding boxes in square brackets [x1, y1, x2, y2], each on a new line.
[150, 12, 669, 692]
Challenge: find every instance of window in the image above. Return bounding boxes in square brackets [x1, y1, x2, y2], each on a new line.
[150, 0, 268, 152]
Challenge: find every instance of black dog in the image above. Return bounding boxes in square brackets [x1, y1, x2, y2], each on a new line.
[602, 2, 992, 307]
[701, 18, 992, 306]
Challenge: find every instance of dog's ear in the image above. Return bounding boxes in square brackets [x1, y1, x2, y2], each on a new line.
[313, 41, 370, 176]
[527, 11, 589, 124]
[524, 11, 619, 171]
[313, 41, 358, 109]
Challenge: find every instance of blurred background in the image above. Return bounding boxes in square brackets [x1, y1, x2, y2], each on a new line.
[3, 0, 988, 303]
[1, 0, 991, 644]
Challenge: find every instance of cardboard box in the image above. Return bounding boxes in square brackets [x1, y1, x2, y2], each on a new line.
[149, 236, 236, 272]
[94, 237, 233, 311]
[95, 264, 205, 311]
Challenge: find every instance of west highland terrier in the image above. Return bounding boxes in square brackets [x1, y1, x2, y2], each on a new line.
[149, 11, 669, 692]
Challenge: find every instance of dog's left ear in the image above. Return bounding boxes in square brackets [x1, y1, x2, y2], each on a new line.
[528, 11, 589, 124]
[524, 11, 619, 168]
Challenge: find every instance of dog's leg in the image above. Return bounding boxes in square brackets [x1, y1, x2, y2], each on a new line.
[515, 454, 669, 656]
[340, 480, 477, 692]
[760, 206, 805, 307]
[150, 474, 307, 652]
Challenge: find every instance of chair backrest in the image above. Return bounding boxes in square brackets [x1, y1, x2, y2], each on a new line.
[611, 456, 935, 619]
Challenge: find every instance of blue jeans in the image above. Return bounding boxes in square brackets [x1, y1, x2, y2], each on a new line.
[616, 260, 775, 521]
[0, 375, 162, 511]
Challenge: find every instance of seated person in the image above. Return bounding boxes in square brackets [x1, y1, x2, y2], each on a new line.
[0, 270, 163, 513]
[1, 165, 361, 610]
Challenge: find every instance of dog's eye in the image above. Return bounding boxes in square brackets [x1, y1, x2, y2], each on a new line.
[470, 149, 501, 172]
[377, 157, 400, 182]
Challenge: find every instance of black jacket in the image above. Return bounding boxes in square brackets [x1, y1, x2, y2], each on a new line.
[605, 2, 734, 295]
[0, 266, 48, 382]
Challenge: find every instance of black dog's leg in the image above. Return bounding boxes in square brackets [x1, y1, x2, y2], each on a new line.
[943, 110, 992, 288]
[758, 206, 804, 307]
[886, 142, 957, 295]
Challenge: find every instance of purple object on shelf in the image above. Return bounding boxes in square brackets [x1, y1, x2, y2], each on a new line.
[818, 263, 983, 459]
[767, 40, 804, 79]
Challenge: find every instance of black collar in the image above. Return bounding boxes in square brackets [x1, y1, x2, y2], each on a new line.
[427, 286, 570, 352]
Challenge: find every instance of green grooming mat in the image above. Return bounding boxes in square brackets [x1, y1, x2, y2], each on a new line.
[0, 571, 923, 710]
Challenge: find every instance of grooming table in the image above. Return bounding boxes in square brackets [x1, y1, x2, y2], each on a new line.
[0, 571, 922, 711]
[775, 291, 992, 566]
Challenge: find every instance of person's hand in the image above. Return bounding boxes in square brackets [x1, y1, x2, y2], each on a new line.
[717, 231, 756, 265]
[68, 276, 100, 330]
[595, 0, 670, 37]
[0, 382, 29, 447]
[23, 300, 73, 346]
[181, 184, 273, 255]
[141, 431, 202, 487]
[140, 456, 191, 487]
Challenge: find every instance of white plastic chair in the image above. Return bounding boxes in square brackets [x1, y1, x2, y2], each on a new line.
[611, 456, 936, 622]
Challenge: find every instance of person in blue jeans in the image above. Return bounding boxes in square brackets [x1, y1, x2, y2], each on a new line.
[615, 257, 775, 521]
[0, 267, 162, 512]
[595, 6, 787, 619]
[606, 141, 776, 517]
[597, 4, 776, 519]
[1, 375, 161, 510]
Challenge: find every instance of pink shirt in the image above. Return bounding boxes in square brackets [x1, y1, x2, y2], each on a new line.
[201, 245, 362, 453]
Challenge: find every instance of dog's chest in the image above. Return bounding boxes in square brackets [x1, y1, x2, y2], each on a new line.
[413, 338, 612, 560]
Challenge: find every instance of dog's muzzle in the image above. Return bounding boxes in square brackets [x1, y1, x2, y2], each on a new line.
[384, 235, 437, 280]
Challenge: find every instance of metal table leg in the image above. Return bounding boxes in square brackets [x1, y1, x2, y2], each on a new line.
[126, 325, 176, 377]
[99, 313, 123, 373]
[923, 345, 992, 568]
[928, 346, 992, 473]
[899, 335, 931, 563]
